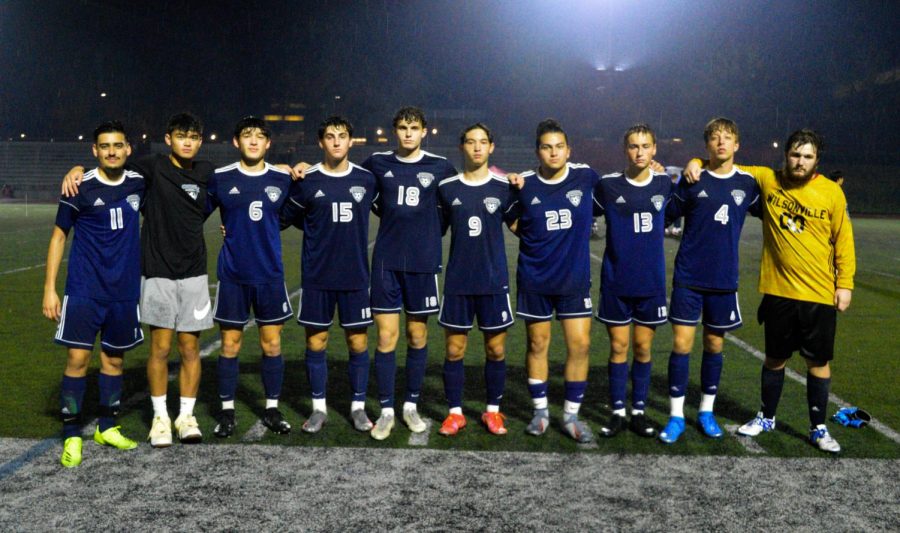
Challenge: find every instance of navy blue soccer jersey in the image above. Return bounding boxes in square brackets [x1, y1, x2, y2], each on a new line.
[438, 172, 516, 295]
[666, 167, 760, 291]
[363, 150, 457, 274]
[595, 171, 673, 297]
[508, 163, 601, 295]
[206, 162, 292, 284]
[281, 163, 376, 291]
[54, 168, 145, 302]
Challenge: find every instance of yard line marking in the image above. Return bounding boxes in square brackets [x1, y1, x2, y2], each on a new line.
[0, 439, 58, 481]
[241, 421, 268, 442]
[408, 418, 434, 446]
[865, 269, 900, 280]
[0, 259, 66, 276]
[725, 333, 900, 444]
[577, 440, 599, 450]
[725, 424, 766, 454]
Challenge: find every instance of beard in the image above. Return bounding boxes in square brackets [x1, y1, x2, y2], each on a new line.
[784, 164, 815, 184]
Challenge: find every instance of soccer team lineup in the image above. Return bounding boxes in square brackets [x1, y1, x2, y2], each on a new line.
[41, 105, 855, 467]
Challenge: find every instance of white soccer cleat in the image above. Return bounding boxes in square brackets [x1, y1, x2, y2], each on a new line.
[148, 415, 173, 448]
[370, 413, 395, 441]
[403, 407, 427, 433]
[738, 412, 776, 437]
[174, 413, 203, 443]
[809, 424, 841, 453]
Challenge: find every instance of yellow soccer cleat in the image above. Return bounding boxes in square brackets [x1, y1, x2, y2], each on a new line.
[94, 426, 138, 450]
[60, 436, 83, 467]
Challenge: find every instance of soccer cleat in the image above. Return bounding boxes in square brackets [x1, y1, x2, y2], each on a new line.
[351, 409, 373, 432]
[526, 409, 550, 436]
[737, 412, 776, 437]
[213, 409, 236, 438]
[809, 424, 841, 453]
[174, 414, 203, 443]
[629, 413, 658, 438]
[60, 437, 83, 468]
[148, 415, 173, 448]
[438, 413, 467, 436]
[562, 414, 594, 443]
[481, 411, 507, 435]
[94, 426, 138, 450]
[697, 411, 724, 438]
[403, 408, 428, 433]
[599, 413, 627, 438]
[658, 416, 686, 444]
[370, 413, 395, 441]
[302, 410, 328, 434]
[262, 408, 292, 434]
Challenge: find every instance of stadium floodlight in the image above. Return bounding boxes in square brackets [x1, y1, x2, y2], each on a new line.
[100, 92, 107, 98]
[376, 128, 383, 135]
[19, 133, 25, 139]
[210, 133, 217, 141]
[142, 134, 147, 140]
[431, 128, 438, 135]
[772, 141, 779, 148]
[78, 135, 84, 140]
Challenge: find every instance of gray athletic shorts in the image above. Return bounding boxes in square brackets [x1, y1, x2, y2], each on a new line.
[140, 275, 214, 332]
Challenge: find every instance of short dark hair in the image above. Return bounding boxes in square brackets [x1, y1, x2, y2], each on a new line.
[167, 112, 203, 135]
[703, 117, 739, 142]
[623, 123, 656, 146]
[318, 115, 354, 140]
[535, 119, 567, 148]
[392, 106, 427, 128]
[828, 170, 843, 182]
[233, 116, 271, 139]
[93, 120, 127, 142]
[459, 122, 493, 145]
[785, 128, 824, 159]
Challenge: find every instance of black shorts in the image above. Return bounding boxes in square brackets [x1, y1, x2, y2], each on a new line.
[758, 294, 836, 362]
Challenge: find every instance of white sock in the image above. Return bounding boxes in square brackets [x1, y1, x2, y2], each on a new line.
[563, 400, 581, 415]
[486, 404, 499, 413]
[699, 393, 716, 413]
[402, 401, 417, 413]
[449, 407, 463, 415]
[350, 400, 365, 412]
[630, 408, 644, 416]
[381, 407, 395, 418]
[179, 397, 196, 417]
[614, 408, 627, 417]
[312, 398, 327, 413]
[151, 395, 168, 418]
[670, 396, 685, 418]
[266, 398, 279, 409]
[222, 400, 235, 411]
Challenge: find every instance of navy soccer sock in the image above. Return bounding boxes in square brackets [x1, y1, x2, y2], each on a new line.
[807, 373, 831, 427]
[374, 350, 396, 409]
[60, 375, 87, 439]
[217, 356, 239, 404]
[97, 372, 122, 432]
[667, 352, 690, 398]
[443, 359, 464, 409]
[305, 349, 328, 401]
[760, 366, 785, 419]
[484, 359, 506, 408]
[404, 346, 428, 405]
[630, 360, 652, 412]
[261, 354, 284, 400]
[563, 380, 588, 415]
[700, 351, 724, 396]
[348, 350, 370, 403]
[608, 362, 628, 412]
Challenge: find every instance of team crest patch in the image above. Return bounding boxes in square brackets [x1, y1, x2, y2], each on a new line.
[731, 190, 746, 206]
[265, 186, 282, 203]
[483, 197, 500, 214]
[350, 186, 366, 203]
[566, 190, 583, 207]
[651, 194, 665, 211]
[181, 184, 200, 200]
[126, 194, 140, 211]
[417, 172, 435, 188]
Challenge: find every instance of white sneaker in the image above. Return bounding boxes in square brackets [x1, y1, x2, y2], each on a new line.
[810, 424, 840, 453]
[148, 415, 173, 448]
[738, 412, 776, 437]
[403, 408, 427, 433]
[174, 414, 202, 444]
[370, 413, 395, 440]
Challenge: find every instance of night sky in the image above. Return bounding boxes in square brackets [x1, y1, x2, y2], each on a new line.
[1, 0, 897, 163]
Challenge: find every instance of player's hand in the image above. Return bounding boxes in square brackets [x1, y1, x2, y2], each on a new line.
[290, 161, 311, 181]
[62, 166, 85, 197]
[507, 173, 525, 190]
[683, 160, 702, 183]
[834, 288, 852, 312]
[42, 290, 61, 321]
[650, 160, 665, 173]
[220, 225, 226, 237]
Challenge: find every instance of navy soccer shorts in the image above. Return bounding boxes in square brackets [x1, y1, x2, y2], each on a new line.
[438, 293, 514, 332]
[54, 294, 144, 352]
[516, 289, 593, 321]
[370, 269, 440, 316]
[596, 290, 668, 327]
[297, 288, 373, 330]
[213, 279, 293, 326]
[668, 286, 742, 332]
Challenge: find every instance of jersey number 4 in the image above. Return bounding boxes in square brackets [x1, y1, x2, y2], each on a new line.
[545, 209, 572, 231]
[714, 204, 730, 225]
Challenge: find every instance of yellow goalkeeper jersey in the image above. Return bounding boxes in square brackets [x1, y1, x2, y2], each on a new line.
[739, 165, 855, 305]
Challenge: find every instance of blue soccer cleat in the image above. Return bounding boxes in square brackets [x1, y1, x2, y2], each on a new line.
[697, 411, 723, 438]
[659, 416, 685, 444]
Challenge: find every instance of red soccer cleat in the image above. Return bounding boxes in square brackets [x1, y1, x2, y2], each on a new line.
[438, 413, 467, 436]
[481, 411, 508, 435]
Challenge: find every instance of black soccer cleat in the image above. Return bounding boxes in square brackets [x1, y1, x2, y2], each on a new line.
[262, 408, 292, 434]
[629, 412, 658, 438]
[599, 413, 627, 438]
[214, 409, 236, 438]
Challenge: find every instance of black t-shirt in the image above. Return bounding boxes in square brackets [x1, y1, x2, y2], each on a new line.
[129, 154, 213, 280]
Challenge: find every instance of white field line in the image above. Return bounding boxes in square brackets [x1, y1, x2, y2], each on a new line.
[0, 259, 66, 276]
[725, 424, 766, 454]
[408, 418, 434, 446]
[241, 421, 268, 442]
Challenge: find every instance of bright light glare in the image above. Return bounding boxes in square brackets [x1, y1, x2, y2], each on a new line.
[100, 92, 107, 98]
[431, 128, 438, 135]
[772, 142, 779, 148]
[596, 66, 606, 71]
[210, 133, 217, 141]
[376, 128, 383, 135]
